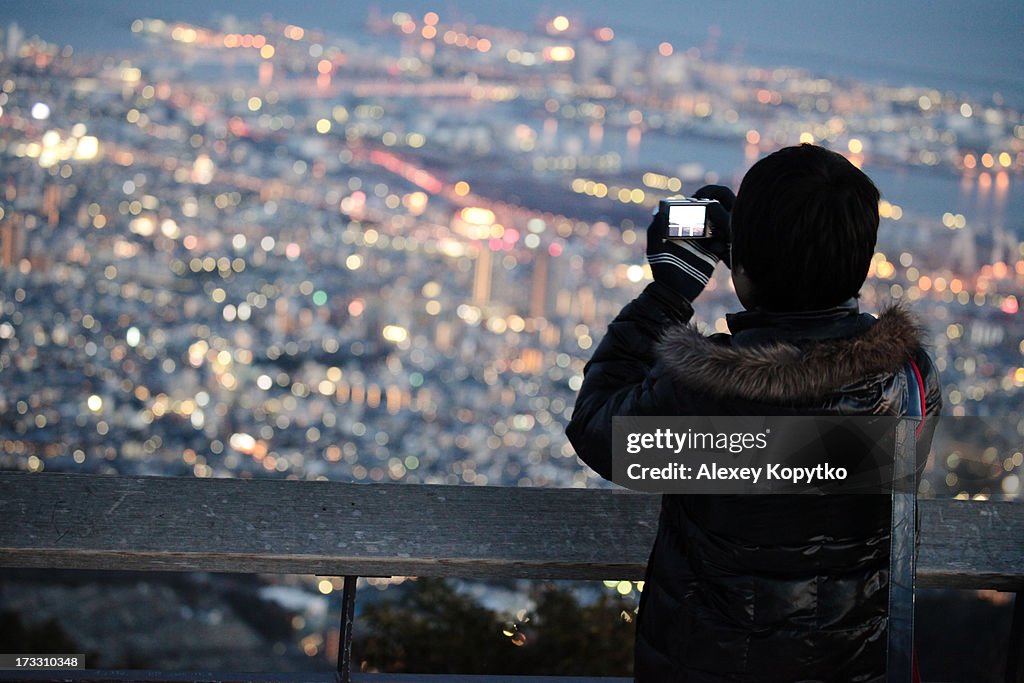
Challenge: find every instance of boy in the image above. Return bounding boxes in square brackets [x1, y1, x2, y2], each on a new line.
[567, 144, 941, 681]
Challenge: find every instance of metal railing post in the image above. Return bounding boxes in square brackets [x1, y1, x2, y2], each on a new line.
[886, 418, 917, 682]
[337, 576, 358, 683]
[1007, 591, 1024, 683]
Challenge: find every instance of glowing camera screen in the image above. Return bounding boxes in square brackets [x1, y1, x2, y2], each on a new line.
[667, 204, 708, 238]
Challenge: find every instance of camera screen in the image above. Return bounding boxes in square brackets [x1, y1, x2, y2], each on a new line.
[667, 204, 708, 238]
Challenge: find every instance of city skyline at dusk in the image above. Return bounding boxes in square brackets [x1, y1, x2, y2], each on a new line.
[0, 3, 1021, 674]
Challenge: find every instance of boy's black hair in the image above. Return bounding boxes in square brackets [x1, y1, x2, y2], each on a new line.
[731, 143, 880, 311]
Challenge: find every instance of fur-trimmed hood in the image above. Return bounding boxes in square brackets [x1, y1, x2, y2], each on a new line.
[655, 306, 926, 403]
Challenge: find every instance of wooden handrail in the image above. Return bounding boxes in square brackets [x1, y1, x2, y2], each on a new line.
[1, 472, 1021, 682]
[0, 472, 1021, 589]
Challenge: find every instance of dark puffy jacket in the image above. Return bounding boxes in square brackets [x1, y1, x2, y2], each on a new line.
[566, 282, 941, 682]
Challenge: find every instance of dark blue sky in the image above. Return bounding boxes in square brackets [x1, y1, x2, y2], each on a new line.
[4, 0, 1023, 104]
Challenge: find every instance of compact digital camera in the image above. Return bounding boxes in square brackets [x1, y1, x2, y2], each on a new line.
[658, 198, 719, 240]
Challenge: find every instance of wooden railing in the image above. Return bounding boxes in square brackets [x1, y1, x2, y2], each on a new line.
[0, 472, 1021, 682]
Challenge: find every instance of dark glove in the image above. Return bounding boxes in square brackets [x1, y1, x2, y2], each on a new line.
[692, 184, 735, 267]
[646, 185, 735, 302]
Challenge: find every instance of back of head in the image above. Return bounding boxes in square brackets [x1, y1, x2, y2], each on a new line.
[731, 144, 880, 311]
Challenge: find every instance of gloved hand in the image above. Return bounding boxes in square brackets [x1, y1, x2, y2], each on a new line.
[692, 184, 734, 267]
[646, 184, 735, 302]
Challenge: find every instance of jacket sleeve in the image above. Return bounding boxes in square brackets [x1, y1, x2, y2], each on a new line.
[566, 281, 694, 481]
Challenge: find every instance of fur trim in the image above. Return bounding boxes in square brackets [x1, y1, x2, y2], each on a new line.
[655, 306, 925, 403]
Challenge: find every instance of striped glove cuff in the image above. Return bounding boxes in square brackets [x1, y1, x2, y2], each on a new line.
[646, 238, 720, 303]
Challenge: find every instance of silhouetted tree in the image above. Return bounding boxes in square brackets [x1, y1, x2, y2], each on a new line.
[353, 579, 634, 676]
[0, 609, 88, 656]
[522, 584, 634, 675]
